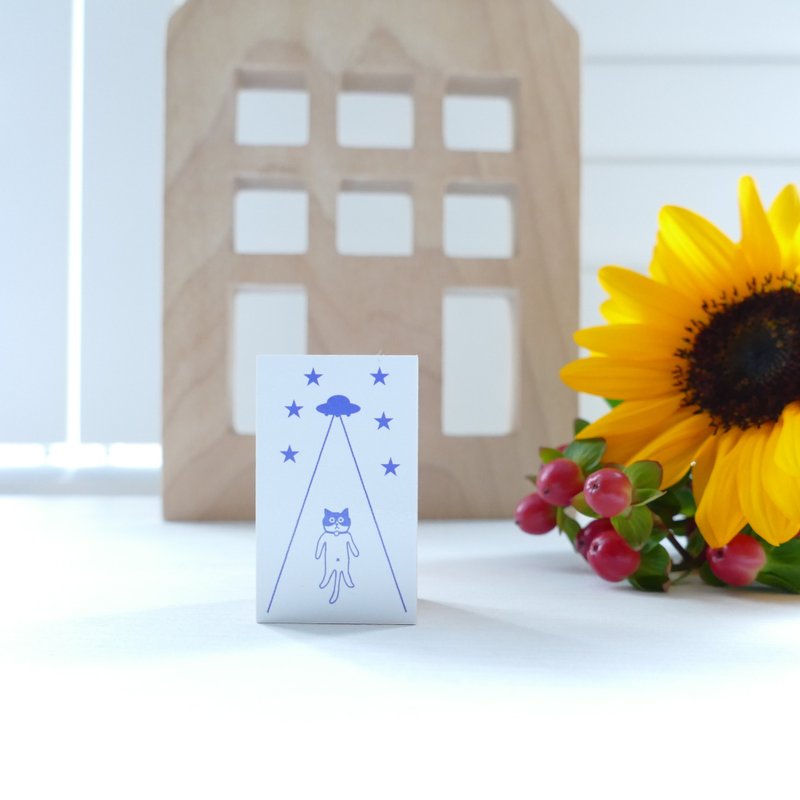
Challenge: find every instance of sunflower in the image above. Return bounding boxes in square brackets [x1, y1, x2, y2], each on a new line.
[561, 177, 800, 548]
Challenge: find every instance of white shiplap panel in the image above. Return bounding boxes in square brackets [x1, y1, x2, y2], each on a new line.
[584, 63, 800, 160]
[582, 162, 800, 270]
[80, 0, 175, 443]
[554, 0, 800, 58]
[0, 1, 70, 442]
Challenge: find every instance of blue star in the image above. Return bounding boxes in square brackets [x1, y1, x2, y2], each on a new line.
[381, 458, 399, 476]
[371, 368, 389, 385]
[285, 400, 302, 418]
[375, 412, 392, 430]
[281, 445, 299, 463]
[304, 368, 322, 385]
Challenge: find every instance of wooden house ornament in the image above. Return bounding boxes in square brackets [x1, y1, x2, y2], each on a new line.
[163, 0, 579, 520]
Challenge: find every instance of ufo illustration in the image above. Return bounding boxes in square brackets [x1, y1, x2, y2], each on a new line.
[316, 394, 361, 417]
[268, 384, 405, 616]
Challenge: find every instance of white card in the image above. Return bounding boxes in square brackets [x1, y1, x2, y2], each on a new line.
[256, 355, 418, 624]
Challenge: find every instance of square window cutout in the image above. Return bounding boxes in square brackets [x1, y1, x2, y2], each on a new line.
[337, 74, 413, 149]
[234, 180, 308, 254]
[231, 286, 308, 435]
[443, 77, 517, 152]
[337, 181, 413, 256]
[442, 288, 517, 436]
[236, 71, 308, 146]
[444, 183, 515, 259]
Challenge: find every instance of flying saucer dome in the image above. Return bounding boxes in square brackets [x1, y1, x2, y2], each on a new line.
[316, 395, 361, 417]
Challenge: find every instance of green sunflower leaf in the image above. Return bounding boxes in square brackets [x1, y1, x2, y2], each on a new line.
[611, 505, 653, 550]
[673, 485, 697, 516]
[573, 418, 590, 436]
[624, 460, 663, 492]
[632, 488, 666, 507]
[663, 519, 690, 537]
[628, 543, 672, 592]
[539, 447, 564, 465]
[555, 507, 580, 544]
[757, 538, 800, 594]
[564, 438, 606, 474]
[570, 492, 599, 518]
[641, 536, 666, 553]
[687, 531, 707, 558]
[605, 399, 622, 408]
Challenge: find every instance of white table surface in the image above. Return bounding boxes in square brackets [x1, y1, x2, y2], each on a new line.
[2, 496, 798, 798]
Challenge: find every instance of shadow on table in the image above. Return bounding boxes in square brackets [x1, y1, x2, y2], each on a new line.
[10, 546, 799, 685]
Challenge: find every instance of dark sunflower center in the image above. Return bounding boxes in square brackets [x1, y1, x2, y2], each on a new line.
[676, 286, 800, 430]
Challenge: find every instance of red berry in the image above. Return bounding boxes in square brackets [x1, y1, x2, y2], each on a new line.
[587, 529, 641, 582]
[514, 492, 557, 535]
[707, 533, 766, 587]
[584, 468, 633, 517]
[536, 458, 583, 506]
[576, 518, 615, 559]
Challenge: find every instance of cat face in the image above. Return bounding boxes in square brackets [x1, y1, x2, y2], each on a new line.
[323, 508, 350, 533]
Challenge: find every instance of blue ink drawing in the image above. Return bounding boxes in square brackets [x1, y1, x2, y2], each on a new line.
[304, 368, 322, 385]
[281, 445, 299, 462]
[267, 389, 407, 614]
[316, 508, 360, 604]
[370, 368, 389, 385]
[285, 400, 302, 417]
[316, 395, 360, 417]
[382, 458, 399, 476]
[375, 412, 392, 430]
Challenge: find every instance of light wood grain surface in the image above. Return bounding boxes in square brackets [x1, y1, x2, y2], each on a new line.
[163, 0, 579, 520]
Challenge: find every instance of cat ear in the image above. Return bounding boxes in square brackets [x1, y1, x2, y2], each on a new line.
[342, 507, 349, 516]
[324, 508, 333, 517]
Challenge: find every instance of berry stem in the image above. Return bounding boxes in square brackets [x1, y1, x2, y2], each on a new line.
[666, 532, 691, 562]
[666, 532, 706, 572]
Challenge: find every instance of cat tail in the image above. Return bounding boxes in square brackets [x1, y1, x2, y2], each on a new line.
[329, 571, 341, 604]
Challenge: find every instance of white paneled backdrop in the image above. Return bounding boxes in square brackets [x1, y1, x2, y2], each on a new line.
[2, 0, 799, 489]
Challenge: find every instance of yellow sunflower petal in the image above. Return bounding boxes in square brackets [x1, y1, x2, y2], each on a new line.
[775, 401, 800, 477]
[654, 205, 742, 299]
[579, 397, 695, 465]
[763, 420, 800, 535]
[578, 396, 684, 440]
[573, 324, 680, 359]
[626, 411, 713, 488]
[600, 298, 628, 324]
[598, 266, 689, 329]
[794, 225, 800, 276]
[691, 432, 723, 506]
[739, 176, 782, 278]
[767, 184, 800, 273]
[695, 431, 746, 548]
[736, 426, 797, 546]
[560, 356, 677, 400]
[768, 184, 800, 232]
[768, 183, 800, 247]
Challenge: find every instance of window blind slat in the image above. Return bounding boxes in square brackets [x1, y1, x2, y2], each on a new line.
[0, 1, 71, 443]
[80, 0, 174, 443]
[555, 0, 800, 58]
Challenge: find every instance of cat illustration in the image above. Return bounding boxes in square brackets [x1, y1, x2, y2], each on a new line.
[315, 508, 360, 604]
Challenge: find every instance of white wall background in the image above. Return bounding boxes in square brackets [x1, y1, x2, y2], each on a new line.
[1, 0, 799, 478]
